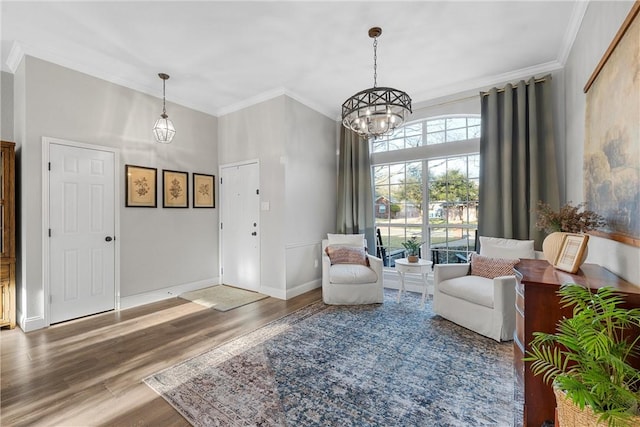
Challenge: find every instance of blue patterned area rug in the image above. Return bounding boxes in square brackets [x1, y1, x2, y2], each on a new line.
[145, 291, 514, 426]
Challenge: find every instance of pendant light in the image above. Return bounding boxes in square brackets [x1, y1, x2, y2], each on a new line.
[342, 27, 412, 139]
[152, 73, 176, 144]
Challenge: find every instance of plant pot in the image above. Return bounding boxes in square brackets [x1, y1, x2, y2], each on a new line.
[553, 387, 640, 427]
[543, 232, 588, 266]
[407, 255, 419, 263]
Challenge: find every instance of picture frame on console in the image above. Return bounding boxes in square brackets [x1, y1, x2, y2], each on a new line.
[163, 169, 189, 208]
[553, 233, 589, 274]
[125, 164, 157, 208]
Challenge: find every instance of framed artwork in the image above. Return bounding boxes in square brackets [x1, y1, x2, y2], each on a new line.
[583, 3, 640, 247]
[125, 165, 157, 207]
[193, 173, 215, 208]
[163, 169, 189, 208]
[554, 234, 589, 274]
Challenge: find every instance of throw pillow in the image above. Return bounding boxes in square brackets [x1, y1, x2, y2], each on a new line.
[479, 236, 535, 260]
[470, 253, 519, 279]
[325, 245, 368, 266]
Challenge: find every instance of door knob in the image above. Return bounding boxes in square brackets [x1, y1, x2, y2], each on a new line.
[251, 232, 257, 236]
[105, 236, 113, 242]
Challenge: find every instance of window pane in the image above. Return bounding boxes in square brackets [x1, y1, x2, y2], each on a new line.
[426, 131, 445, 145]
[468, 125, 481, 139]
[426, 119, 445, 133]
[446, 127, 467, 142]
[372, 140, 387, 153]
[389, 164, 405, 184]
[446, 118, 467, 130]
[405, 135, 422, 148]
[468, 118, 481, 127]
[373, 165, 389, 186]
[388, 138, 404, 151]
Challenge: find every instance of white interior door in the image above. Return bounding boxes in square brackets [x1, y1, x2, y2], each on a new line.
[220, 162, 260, 291]
[49, 143, 116, 324]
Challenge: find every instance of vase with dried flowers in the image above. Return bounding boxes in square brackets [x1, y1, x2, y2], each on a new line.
[535, 201, 606, 265]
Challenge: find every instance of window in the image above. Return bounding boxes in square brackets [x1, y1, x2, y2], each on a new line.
[372, 115, 480, 267]
[372, 116, 481, 153]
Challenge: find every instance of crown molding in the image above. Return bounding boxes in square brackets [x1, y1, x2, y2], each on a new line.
[6, 41, 25, 73]
[411, 60, 564, 104]
[557, 0, 590, 66]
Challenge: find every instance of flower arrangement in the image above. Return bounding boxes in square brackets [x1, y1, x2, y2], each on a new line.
[535, 201, 606, 234]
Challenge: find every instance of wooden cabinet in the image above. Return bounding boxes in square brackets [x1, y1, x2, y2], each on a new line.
[0, 140, 15, 329]
[514, 259, 640, 426]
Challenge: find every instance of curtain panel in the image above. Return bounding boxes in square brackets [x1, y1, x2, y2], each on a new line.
[336, 127, 375, 253]
[478, 76, 560, 248]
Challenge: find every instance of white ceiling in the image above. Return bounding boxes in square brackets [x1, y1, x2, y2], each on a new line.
[1, 1, 586, 119]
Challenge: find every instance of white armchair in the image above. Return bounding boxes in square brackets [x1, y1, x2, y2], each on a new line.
[433, 237, 535, 342]
[322, 234, 384, 305]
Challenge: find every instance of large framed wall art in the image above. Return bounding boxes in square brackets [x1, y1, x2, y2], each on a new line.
[583, 3, 640, 247]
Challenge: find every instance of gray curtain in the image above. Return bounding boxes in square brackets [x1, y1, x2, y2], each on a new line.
[336, 126, 375, 254]
[478, 75, 560, 249]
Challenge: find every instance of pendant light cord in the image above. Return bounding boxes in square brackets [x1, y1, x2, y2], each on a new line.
[373, 36, 378, 88]
[162, 78, 167, 117]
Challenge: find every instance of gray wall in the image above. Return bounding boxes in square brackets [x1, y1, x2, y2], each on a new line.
[218, 95, 336, 298]
[1, 71, 14, 141]
[283, 96, 336, 291]
[14, 56, 219, 329]
[564, 1, 639, 284]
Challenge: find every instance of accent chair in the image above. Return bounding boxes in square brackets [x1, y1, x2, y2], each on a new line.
[322, 233, 384, 305]
[433, 236, 536, 342]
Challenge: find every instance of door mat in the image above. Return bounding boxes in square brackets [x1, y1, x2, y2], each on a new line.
[179, 285, 268, 312]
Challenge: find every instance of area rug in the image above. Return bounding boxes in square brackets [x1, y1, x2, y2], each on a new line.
[179, 285, 268, 312]
[146, 291, 514, 426]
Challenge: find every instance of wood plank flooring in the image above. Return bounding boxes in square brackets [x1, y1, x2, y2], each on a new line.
[0, 288, 322, 426]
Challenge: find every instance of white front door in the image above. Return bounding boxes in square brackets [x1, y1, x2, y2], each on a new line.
[220, 162, 260, 291]
[49, 143, 116, 324]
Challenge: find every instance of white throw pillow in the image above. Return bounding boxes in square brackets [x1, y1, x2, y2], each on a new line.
[327, 233, 365, 247]
[479, 236, 535, 260]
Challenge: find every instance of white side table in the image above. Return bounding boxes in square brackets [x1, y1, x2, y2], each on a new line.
[394, 258, 433, 305]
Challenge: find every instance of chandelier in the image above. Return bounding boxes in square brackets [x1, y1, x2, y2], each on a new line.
[152, 73, 176, 144]
[342, 27, 412, 139]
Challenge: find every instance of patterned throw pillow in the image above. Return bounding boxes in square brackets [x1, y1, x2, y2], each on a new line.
[325, 245, 368, 266]
[470, 254, 519, 279]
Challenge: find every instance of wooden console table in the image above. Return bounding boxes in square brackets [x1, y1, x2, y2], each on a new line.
[514, 259, 640, 427]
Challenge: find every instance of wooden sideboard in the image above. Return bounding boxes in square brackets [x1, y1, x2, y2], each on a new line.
[514, 259, 640, 427]
[0, 141, 15, 329]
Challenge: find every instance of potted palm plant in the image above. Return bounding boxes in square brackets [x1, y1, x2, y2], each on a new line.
[402, 236, 423, 263]
[525, 284, 640, 427]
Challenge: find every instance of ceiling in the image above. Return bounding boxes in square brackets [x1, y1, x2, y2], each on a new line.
[1, 1, 586, 119]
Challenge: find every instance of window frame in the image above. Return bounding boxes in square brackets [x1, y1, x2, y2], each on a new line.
[371, 114, 481, 268]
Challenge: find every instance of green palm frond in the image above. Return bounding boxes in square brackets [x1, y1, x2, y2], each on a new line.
[526, 283, 640, 425]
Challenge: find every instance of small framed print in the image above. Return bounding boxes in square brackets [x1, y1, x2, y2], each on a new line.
[554, 233, 590, 274]
[125, 165, 157, 207]
[193, 173, 215, 208]
[163, 170, 189, 208]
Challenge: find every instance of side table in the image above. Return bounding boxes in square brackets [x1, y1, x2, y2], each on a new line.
[394, 258, 433, 305]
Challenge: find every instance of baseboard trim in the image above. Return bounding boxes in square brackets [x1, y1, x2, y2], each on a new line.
[286, 279, 321, 300]
[119, 277, 220, 310]
[21, 315, 47, 332]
